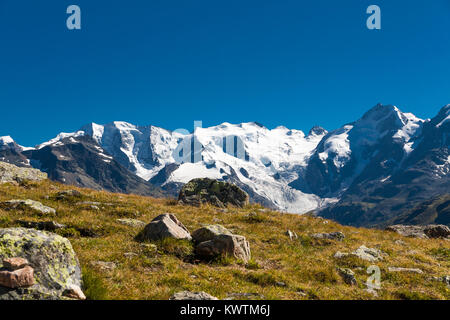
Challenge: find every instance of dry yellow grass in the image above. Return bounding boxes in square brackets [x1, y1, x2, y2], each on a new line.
[0, 180, 449, 300]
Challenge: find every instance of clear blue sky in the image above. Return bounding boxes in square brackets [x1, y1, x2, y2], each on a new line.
[1, 0, 449, 146]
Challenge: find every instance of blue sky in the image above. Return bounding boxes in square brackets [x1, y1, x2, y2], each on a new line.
[1, 0, 449, 146]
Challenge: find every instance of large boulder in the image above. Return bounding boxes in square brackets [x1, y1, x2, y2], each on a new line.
[138, 213, 192, 241]
[0, 162, 47, 184]
[178, 178, 249, 208]
[193, 225, 251, 263]
[0, 228, 83, 300]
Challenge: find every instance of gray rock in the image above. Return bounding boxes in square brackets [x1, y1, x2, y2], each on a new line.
[337, 267, 357, 285]
[0, 200, 56, 216]
[169, 291, 218, 300]
[192, 225, 233, 243]
[195, 234, 251, 263]
[178, 178, 249, 208]
[0, 162, 47, 184]
[388, 267, 423, 274]
[311, 232, 345, 241]
[116, 218, 146, 228]
[385, 225, 427, 238]
[138, 213, 191, 241]
[55, 190, 82, 200]
[334, 245, 385, 262]
[0, 228, 82, 300]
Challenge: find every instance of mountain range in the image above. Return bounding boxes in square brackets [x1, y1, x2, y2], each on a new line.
[1, 103, 449, 228]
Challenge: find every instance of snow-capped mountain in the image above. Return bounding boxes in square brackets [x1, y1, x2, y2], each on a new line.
[1, 103, 449, 227]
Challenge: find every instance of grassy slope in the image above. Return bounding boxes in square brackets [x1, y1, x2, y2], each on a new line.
[0, 180, 449, 300]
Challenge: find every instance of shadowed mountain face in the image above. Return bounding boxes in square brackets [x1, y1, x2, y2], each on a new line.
[0, 135, 165, 197]
[0, 104, 449, 227]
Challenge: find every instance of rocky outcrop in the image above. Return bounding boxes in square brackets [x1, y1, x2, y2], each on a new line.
[178, 178, 249, 208]
[386, 224, 450, 239]
[193, 225, 251, 263]
[138, 213, 192, 241]
[0, 200, 56, 216]
[169, 291, 218, 300]
[0, 162, 47, 184]
[0, 228, 83, 300]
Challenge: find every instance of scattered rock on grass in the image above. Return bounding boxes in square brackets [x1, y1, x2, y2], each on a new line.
[116, 218, 146, 228]
[388, 267, 423, 274]
[0, 200, 56, 216]
[334, 245, 385, 262]
[16, 220, 66, 231]
[90, 261, 117, 272]
[170, 291, 218, 300]
[286, 230, 298, 240]
[312, 232, 345, 241]
[138, 213, 191, 241]
[386, 224, 450, 239]
[337, 267, 357, 285]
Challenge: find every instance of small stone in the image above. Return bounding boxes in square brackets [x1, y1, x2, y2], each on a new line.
[312, 232, 345, 241]
[3, 257, 29, 271]
[56, 190, 82, 200]
[286, 230, 298, 240]
[63, 284, 86, 300]
[124, 252, 138, 258]
[169, 291, 218, 300]
[337, 267, 357, 285]
[0, 266, 35, 288]
[388, 267, 423, 274]
[276, 281, 287, 287]
[138, 213, 191, 241]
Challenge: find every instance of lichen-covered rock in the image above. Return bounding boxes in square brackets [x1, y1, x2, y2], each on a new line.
[0, 162, 47, 184]
[337, 267, 357, 285]
[169, 291, 218, 300]
[138, 213, 192, 241]
[0, 200, 56, 216]
[16, 220, 66, 232]
[178, 178, 249, 208]
[0, 228, 82, 300]
[192, 225, 233, 243]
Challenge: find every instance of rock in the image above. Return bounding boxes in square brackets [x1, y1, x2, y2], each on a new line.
[124, 252, 138, 258]
[286, 230, 298, 240]
[337, 267, 357, 285]
[0, 162, 47, 184]
[3, 257, 29, 270]
[386, 224, 450, 239]
[16, 220, 66, 231]
[311, 232, 345, 241]
[55, 190, 82, 200]
[334, 245, 385, 262]
[0, 200, 56, 216]
[385, 225, 427, 238]
[169, 291, 218, 300]
[0, 228, 82, 300]
[178, 178, 249, 208]
[0, 266, 35, 288]
[90, 261, 117, 272]
[62, 284, 86, 300]
[388, 267, 423, 274]
[423, 225, 450, 239]
[116, 218, 146, 228]
[192, 225, 233, 243]
[226, 292, 265, 299]
[195, 234, 251, 263]
[138, 213, 191, 241]
[431, 276, 450, 286]
[353, 245, 385, 262]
